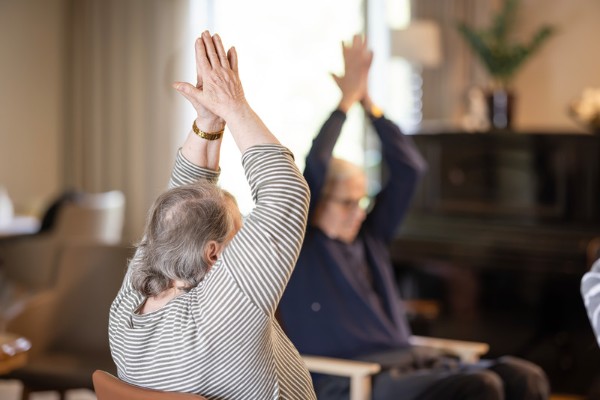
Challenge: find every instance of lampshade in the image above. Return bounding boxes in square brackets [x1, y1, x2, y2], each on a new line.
[390, 20, 442, 68]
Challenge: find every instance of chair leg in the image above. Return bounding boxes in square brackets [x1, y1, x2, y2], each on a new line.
[349, 375, 372, 400]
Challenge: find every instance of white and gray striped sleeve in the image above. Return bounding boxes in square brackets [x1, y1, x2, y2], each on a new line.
[223, 144, 310, 315]
[582, 259, 600, 346]
[169, 148, 220, 188]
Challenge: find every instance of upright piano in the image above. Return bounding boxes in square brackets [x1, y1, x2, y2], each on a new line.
[391, 132, 600, 395]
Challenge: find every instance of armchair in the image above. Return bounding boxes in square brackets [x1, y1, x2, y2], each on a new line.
[301, 336, 489, 400]
[6, 243, 134, 390]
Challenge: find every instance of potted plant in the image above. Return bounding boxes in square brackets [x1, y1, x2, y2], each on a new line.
[457, 0, 555, 130]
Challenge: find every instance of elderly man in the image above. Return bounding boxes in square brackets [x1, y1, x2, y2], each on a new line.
[278, 35, 549, 400]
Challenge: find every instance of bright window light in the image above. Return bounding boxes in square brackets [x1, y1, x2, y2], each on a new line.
[184, 0, 364, 215]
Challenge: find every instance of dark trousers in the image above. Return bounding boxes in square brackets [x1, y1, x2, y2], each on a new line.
[314, 347, 550, 400]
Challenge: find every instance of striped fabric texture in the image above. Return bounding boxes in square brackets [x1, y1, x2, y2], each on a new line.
[109, 144, 316, 399]
[582, 258, 600, 347]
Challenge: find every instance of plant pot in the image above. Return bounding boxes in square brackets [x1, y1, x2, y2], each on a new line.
[486, 89, 515, 131]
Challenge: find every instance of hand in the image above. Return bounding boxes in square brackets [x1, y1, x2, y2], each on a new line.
[174, 31, 247, 124]
[331, 34, 373, 113]
[192, 34, 225, 132]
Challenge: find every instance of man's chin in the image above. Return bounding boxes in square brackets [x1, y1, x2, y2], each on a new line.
[339, 231, 360, 244]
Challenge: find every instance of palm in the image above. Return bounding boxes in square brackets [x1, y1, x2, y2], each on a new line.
[333, 35, 373, 105]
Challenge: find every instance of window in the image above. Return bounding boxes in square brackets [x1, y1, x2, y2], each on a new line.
[183, 0, 412, 214]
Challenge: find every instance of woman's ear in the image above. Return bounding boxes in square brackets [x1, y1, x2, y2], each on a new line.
[204, 240, 222, 266]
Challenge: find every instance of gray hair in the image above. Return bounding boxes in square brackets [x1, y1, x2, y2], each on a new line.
[130, 181, 237, 297]
[323, 158, 365, 194]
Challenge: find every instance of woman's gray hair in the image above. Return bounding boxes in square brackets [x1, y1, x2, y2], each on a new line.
[130, 181, 237, 297]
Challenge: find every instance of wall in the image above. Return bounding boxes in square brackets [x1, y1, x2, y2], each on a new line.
[0, 0, 67, 213]
[512, 0, 600, 131]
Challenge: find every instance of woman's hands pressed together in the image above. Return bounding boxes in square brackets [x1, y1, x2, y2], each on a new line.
[175, 31, 247, 125]
[175, 30, 279, 155]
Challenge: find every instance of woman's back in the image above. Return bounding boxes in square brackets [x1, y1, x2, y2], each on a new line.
[110, 146, 313, 400]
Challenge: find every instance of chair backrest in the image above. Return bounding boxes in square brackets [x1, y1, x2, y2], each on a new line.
[53, 190, 125, 244]
[93, 370, 207, 400]
[0, 234, 60, 291]
[50, 243, 134, 353]
[6, 243, 133, 360]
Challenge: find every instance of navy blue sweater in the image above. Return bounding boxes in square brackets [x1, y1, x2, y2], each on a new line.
[279, 109, 427, 359]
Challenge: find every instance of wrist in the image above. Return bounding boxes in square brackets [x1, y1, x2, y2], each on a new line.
[361, 97, 383, 118]
[194, 116, 225, 133]
[222, 101, 254, 125]
[337, 98, 355, 114]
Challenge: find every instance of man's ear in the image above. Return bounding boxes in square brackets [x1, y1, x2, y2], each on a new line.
[204, 241, 220, 266]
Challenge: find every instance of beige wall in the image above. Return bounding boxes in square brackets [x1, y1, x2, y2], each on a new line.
[0, 0, 66, 213]
[514, 0, 600, 131]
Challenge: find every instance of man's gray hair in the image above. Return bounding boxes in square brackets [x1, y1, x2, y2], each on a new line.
[323, 157, 365, 194]
[130, 181, 236, 297]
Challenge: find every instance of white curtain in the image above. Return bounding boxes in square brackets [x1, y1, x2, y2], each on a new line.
[64, 0, 203, 241]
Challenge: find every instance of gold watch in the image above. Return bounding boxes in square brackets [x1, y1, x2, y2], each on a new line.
[367, 104, 383, 119]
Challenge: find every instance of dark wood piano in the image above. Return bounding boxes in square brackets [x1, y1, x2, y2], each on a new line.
[390, 131, 600, 395]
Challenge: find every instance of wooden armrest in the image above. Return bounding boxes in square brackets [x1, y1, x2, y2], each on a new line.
[6, 290, 60, 357]
[0, 333, 31, 374]
[302, 355, 381, 400]
[409, 335, 489, 363]
[302, 355, 381, 378]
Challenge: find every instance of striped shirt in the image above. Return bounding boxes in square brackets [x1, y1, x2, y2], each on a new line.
[582, 258, 600, 347]
[109, 144, 316, 400]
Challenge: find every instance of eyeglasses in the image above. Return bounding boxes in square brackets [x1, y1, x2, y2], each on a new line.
[326, 195, 372, 211]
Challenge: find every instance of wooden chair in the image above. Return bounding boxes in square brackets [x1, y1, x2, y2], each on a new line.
[301, 336, 489, 400]
[93, 370, 206, 400]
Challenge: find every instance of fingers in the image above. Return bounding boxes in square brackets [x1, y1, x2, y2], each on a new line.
[173, 81, 202, 105]
[360, 34, 367, 48]
[366, 50, 374, 68]
[195, 34, 211, 74]
[202, 31, 221, 68]
[212, 34, 230, 68]
[194, 38, 205, 87]
[227, 47, 238, 72]
[330, 73, 341, 88]
[352, 34, 361, 49]
[198, 31, 234, 71]
[341, 40, 351, 57]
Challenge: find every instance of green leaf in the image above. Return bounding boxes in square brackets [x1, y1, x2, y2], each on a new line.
[456, 0, 555, 87]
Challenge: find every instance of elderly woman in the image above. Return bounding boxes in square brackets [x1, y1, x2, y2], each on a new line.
[108, 31, 315, 399]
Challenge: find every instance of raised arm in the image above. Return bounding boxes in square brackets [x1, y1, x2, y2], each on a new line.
[170, 33, 227, 188]
[174, 31, 279, 154]
[361, 106, 427, 243]
[175, 31, 309, 315]
[305, 35, 373, 213]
